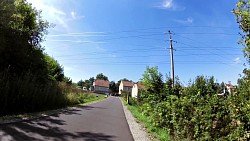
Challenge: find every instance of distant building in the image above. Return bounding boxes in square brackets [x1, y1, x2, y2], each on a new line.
[119, 80, 134, 94]
[93, 79, 110, 94]
[225, 83, 236, 94]
[218, 83, 237, 96]
[132, 82, 145, 98]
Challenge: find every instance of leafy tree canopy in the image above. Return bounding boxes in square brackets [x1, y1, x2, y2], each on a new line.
[77, 77, 95, 90]
[233, 1, 250, 68]
[233, 0, 250, 82]
[141, 66, 164, 94]
[0, 0, 50, 81]
[63, 76, 72, 85]
[109, 81, 117, 92]
[44, 54, 64, 81]
[96, 73, 109, 81]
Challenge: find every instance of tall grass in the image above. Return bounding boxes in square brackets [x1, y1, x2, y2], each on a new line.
[123, 97, 170, 141]
[0, 70, 103, 116]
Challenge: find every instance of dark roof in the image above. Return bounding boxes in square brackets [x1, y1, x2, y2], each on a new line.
[94, 79, 109, 88]
[122, 80, 134, 87]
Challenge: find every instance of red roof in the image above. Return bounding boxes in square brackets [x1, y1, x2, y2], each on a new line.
[225, 84, 235, 89]
[136, 82, 145, 90]
[94, 79, 109, 88]
[122, 80, 134, 87]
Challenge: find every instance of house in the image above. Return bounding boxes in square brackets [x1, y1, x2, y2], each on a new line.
[132, 82, 145, 98]
[225, 83, 236, 94]
[119, 80, 134, 94]
[218, 83, 237, 96]
[93, 79, 110, 94]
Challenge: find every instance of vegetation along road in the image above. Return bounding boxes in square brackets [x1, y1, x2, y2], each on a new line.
[0, 97, 134, 141]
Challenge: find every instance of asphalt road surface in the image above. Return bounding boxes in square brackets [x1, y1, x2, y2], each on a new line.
[0, 96, 134, 141]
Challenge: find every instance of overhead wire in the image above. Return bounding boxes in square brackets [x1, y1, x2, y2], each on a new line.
[44, 26, 243, 69]
[173, 34, 243, 69]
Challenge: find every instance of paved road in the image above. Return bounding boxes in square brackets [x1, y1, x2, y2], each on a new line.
[0, 96, 134, 141]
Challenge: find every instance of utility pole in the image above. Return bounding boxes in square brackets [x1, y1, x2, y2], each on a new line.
[168, 31, 174, 87]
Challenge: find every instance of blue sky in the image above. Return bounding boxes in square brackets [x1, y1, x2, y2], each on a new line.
[27, 0, 245, 85]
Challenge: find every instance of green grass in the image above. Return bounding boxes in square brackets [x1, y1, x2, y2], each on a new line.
[78, 93, 106, 105]
[122, 98, 170, 141]
[0, 69, 107, 117]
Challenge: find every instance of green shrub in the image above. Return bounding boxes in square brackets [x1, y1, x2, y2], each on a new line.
[138, 71, 250, 140]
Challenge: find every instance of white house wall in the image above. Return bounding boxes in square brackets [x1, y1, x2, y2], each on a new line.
[119, 82, 123, 94]
[132, 84, 138, 98]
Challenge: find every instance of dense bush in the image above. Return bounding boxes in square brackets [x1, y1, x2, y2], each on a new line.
[0, 70, 94, 116]
[137, 66, 250, 140]
[134, 1, 250, 139]
[0, 70, 64, 115]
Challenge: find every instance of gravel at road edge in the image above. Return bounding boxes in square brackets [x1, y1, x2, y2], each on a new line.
[120, 97, 153, 141]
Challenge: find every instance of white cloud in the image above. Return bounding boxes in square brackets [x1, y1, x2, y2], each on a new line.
[27, 0, 68, 29]
[27, 0, 84, 32]
[233, 57, 241, 64]
[69, 11, 85, 21]
[156, 0, 185, 11]
[70, 11, 76, 18]
[174, 17, 194, 24]
[71, 11, 76, 19]
[162, 0, 173, 9]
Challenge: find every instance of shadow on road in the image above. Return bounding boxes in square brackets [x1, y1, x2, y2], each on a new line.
[76, 132, 115, 141]
[0, 105, 114, 141]
[52, 105, 106, 117]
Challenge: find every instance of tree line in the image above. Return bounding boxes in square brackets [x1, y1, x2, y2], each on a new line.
[0, 0, 81, 116]
[76, 73, 131, 93]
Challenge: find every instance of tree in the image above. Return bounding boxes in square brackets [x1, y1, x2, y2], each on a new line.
[77, 77, 95, 90]
[141, 66, 164, 94]
[233, 0, 250, 103]
[96, 73, 108, 81]
[109, 81, 117, 92]
[63, 76, 72, 85]
[89, 77, 95, 85]
[85, 77, 95, 90]
[0, 0, 72, 116]
[233, 0, 250, 80]
[77, 79, 84, 87]
[44, 54, 64, 81]
[0, 0, 50, 81]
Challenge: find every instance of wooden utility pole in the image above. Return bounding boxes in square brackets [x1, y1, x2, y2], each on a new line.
[168, 31, 174, 87]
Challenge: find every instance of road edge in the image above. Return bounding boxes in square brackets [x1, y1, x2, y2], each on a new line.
[120, 97, 151, 141]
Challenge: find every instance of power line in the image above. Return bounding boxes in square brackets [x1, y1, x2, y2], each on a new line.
[175, 41, 238, 59]
[55, 47, 165, 57]
[46, 26, 235, 36]
[61, 61, 243, 65]
[58, 53, 242, 61]
[172, 34, 242, 70]
[175, 32, 238, 35]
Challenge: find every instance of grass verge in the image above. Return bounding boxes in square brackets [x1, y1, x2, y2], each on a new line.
[0, 93, 106, 123]
[122, 98, 170, 141]
[78, 93, 106, 105]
